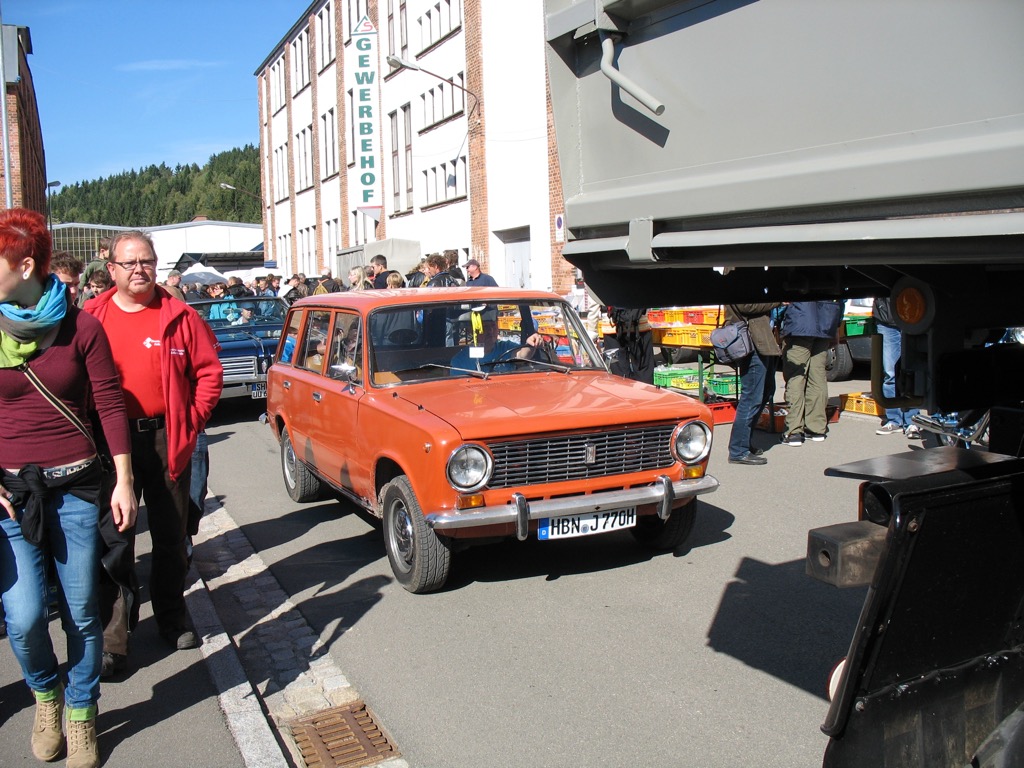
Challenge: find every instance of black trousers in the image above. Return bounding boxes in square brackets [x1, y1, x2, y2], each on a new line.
[102, 425, 192, 653]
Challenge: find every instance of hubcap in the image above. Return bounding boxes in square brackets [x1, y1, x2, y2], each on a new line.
[283, 435, 297, 488]
[389, 499, 414, 572]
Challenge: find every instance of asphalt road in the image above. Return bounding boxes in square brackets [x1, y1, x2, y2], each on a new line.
[201, 371, 916, 768]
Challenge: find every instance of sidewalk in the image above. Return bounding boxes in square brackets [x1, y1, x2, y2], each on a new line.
[0, 493, 407, 768]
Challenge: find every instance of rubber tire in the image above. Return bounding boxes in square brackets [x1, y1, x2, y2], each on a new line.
[825, 342, 854, 382]
[281, 426, 322, 502]
[630, 499, 698, 551]
[382, 476, 452, 593]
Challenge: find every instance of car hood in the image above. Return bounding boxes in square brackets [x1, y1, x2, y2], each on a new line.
[391, 372, 710, 439]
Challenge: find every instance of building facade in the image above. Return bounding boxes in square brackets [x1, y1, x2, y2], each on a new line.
[1, 25, 46, 214]
[255, 0, 573, 293]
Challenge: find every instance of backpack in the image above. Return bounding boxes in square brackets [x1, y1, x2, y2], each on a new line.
[313, 281, 329, 295]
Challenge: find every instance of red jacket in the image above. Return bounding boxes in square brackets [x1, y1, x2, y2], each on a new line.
[85, 286, 223, 480]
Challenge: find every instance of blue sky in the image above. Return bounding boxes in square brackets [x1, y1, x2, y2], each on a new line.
[5, 0, 304, 189]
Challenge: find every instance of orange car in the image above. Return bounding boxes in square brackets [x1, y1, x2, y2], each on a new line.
[266, 288, 718, 592]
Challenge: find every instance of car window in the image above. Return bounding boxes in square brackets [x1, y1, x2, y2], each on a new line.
[279, 310, 303, 364]
[296, 310, 331, 374]
[328, 312, 362, 384]
[367, 299, 604, 385]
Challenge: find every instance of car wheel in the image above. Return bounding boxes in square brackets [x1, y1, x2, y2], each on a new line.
[825, 343, 854, 382]
[381, 476, 452, 593]
[281, 426, 322, 502]
[630, 499, 698, 550]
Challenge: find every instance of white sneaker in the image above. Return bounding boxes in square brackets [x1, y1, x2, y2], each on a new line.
[876, 423, 902, 435]
[904, 424, 923, 439]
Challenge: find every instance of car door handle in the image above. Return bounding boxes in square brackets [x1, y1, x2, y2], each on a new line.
[312, 392, 322, 402]
[282, 380, 291, 390]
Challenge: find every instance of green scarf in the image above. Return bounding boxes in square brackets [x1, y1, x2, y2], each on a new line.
[0, 275, 68, 368]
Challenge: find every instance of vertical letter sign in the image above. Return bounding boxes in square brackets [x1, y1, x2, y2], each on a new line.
[350, 16, 380, 205]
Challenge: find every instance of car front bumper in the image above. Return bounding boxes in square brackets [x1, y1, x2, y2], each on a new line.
[425, 474, 719, 541]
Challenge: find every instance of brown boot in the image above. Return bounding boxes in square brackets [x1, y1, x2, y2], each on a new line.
[65, 710, 99, 768]
[31, 683, 64, 761]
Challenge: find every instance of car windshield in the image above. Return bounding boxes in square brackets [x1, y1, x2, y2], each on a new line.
[189, 297, 289, 329]
[367, 299, 604, 386]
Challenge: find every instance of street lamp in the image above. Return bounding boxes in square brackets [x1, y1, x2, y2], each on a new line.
[386, 55, 479, 117]
[46, 180, 61, 231]
[219, 181, 262, 202]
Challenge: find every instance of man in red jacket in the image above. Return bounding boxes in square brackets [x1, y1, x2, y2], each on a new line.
[85, 231, 222, 672]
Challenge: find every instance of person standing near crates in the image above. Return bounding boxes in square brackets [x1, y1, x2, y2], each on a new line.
[725, 303, 782, 465]
[779, 300, 844, 445]
[873, 297, 922, 438]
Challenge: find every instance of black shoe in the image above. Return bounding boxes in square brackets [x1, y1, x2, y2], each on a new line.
[780, 432, 805, 446]
[805, 431, 828, 442]
[729, 453, 767, 465]
[100, 652, 127, 678]
[747, 447, 764, 456]
[159, 625, 199, 650]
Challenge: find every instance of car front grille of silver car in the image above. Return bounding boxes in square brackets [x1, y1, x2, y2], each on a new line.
[486, 424, 676, 488]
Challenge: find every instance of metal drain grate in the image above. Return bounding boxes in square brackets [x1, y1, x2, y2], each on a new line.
[290, 701, 400, 768]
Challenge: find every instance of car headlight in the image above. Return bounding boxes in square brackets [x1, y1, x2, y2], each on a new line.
[447, 444, 493, 492]
[672, 421, 712, 464]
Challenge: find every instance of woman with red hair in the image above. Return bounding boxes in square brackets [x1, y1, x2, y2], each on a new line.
[0, 208, 136, 768]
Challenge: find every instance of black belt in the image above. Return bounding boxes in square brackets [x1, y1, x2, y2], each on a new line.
[131, 416, 166, 432]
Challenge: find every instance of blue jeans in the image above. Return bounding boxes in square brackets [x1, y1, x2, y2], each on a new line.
[729, 349, 768, 459]
[0, 492, 102, 709]
[880, 323, 920, 427]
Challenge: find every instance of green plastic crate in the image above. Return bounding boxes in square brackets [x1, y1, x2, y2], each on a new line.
[653, 365, 700, 388]
[707, 375, 741, 397]
[843, 316, 875, 336]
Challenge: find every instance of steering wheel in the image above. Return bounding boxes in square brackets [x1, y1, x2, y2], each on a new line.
[488, 344, 536, 364]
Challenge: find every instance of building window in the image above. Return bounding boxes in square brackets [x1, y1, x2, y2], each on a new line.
[317, 4, 335, 70]
[346, 89, 355, 166]
[348, 0, 368, 39]
[416, 0, 460, 53]
[387, 0, 395, 57]
[321, 108, 338, 178]
[292, 30, 310, 93]
[270, 58, 286, 112]
[274, 142, 290, 201]
[390, 110, 400, 211]
[295, 125, 313, 190]
[400, 0, 409, 59]
[403, 103, 413, 207]
[423, 155, 466, 206]
[418, 71, 466, 130]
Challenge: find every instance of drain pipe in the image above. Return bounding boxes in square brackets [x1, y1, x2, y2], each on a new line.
[599, 32, 665, 117]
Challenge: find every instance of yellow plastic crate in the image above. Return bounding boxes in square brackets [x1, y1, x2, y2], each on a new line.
[662, 308, 688, 325]
[839, 392, 884, 417]
[657, 326, 713, 347]
[497, 316, 520, 331]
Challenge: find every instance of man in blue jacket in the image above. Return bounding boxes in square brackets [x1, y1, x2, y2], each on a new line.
[779, 300, 844, 445]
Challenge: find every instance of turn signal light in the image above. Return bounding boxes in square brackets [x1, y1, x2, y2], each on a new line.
[456, 494, 485, 510]
[683, 465, 705, 479]
[893, 286, 926, 325]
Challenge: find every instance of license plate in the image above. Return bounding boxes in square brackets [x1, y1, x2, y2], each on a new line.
[251, 382, 267, 399]
[538, 508, 636, 540]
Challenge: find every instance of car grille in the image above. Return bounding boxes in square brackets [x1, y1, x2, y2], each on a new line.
[222, 356, 258, 381]
[486, 424, 676, 488]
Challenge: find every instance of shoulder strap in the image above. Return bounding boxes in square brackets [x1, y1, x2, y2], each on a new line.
[20, 364, 97, 451]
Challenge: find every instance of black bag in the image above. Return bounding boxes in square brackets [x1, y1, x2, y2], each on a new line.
[710, 321, 754, 365]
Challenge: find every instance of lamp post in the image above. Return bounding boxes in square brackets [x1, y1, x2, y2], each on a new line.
[46, 180, 60, 231]
[219, 181, 262, 202]
[386, 55, 479, 117]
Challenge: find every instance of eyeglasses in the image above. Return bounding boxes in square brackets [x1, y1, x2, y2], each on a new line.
[110, 259, 158, 271]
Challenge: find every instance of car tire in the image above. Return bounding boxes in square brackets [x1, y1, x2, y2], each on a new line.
[281, 426, 322, 502]
[381, 476, 452, 593]
[825, 343, 854, 382]
[630, 499, 698, 550]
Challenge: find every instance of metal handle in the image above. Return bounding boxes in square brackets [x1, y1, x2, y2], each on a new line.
[312, 392, 322, 402]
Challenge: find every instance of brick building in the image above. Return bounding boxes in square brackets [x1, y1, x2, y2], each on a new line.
[1, 24, 46, 215]
[255, 0, 573, 294]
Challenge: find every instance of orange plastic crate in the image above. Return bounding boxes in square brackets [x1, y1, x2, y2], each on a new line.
[646, 309, 666, 325]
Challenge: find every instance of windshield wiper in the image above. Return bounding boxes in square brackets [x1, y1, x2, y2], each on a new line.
[390, 362, 489, 379]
